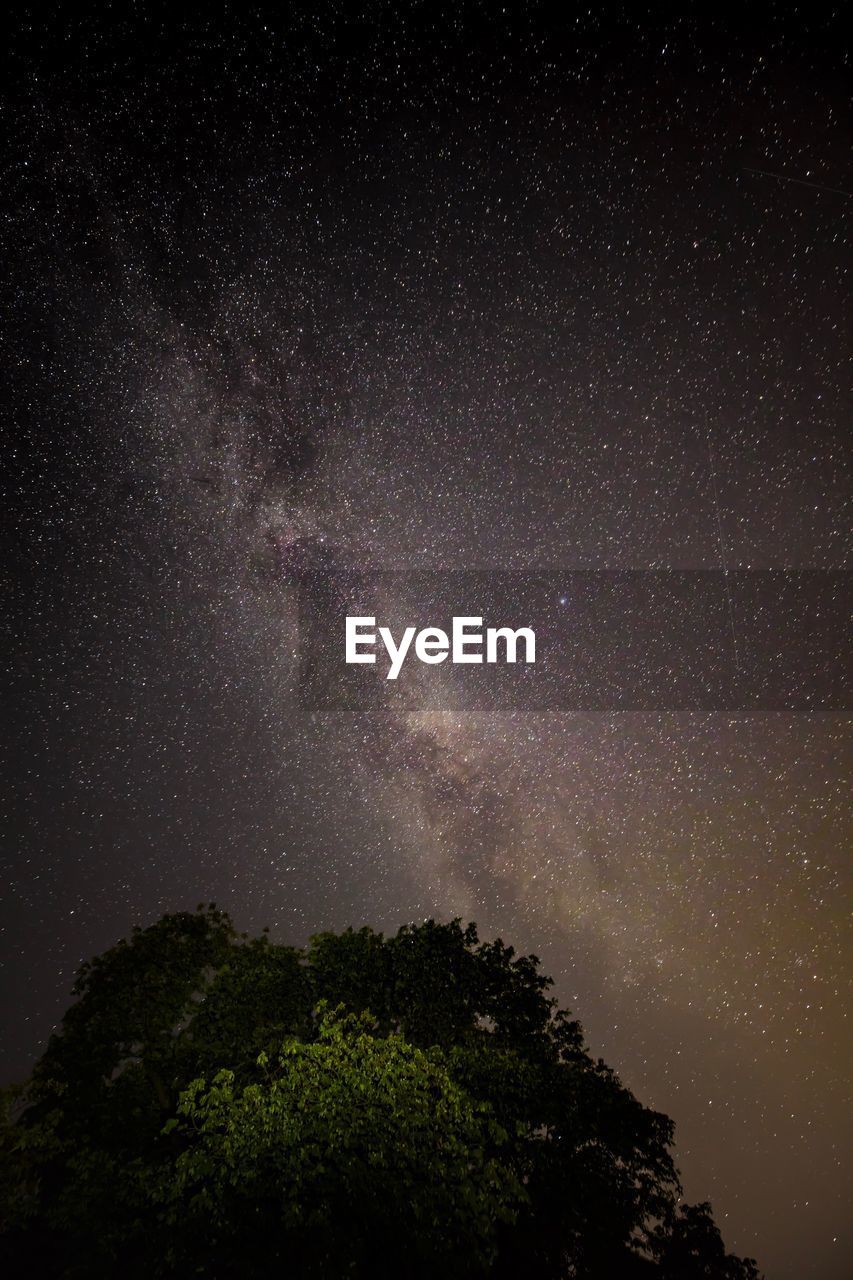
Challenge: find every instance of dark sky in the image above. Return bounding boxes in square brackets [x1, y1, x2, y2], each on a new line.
[2, 6, 851, 1278]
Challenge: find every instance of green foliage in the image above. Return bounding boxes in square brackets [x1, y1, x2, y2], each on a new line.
[29, 905, 236, 1148]
[0, 908, 762, 1279]
[308, 919, 568, 1054]
[182, 933, 312, 1077]
[151, 1007, 524, 1277]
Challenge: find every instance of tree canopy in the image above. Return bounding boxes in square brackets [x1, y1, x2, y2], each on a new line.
[0, 906, 761, 1279]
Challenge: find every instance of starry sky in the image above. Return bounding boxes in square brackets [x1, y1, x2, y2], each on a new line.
[2, 6, 851, 1278]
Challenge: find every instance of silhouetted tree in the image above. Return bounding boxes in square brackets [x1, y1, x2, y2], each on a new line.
[0, 907, 761, 1279]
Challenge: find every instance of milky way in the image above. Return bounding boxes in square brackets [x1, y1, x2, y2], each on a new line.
[3, 8, 851, 1279]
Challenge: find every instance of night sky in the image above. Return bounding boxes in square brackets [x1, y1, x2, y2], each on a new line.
[3, 6, 851, 1278]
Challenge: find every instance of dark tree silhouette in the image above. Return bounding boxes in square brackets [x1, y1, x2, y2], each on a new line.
[0, 907, 761, 1279]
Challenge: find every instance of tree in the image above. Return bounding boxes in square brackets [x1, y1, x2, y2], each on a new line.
[654, 1203, 761, 1280]
[0, 908, 762, 1279]
[151, 1008, 524, 1278]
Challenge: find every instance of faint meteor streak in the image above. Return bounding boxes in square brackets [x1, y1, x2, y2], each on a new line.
[743, 166, 852, 197]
